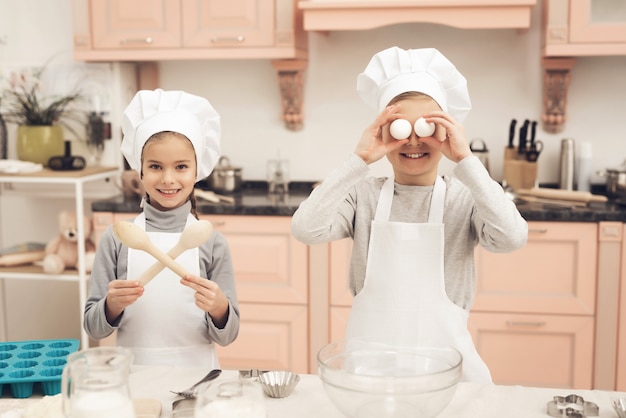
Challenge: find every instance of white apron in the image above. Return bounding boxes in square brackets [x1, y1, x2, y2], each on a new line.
[344, 176, 492, 383]
[117, 212, 219, 368]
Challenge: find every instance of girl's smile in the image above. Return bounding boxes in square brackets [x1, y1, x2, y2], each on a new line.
[141, 132, 197, 211]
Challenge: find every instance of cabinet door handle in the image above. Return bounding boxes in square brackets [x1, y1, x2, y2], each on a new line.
[120, 37, 153, 45]
[528, 228, 548, 234]
[506, 320, 546, 327]
[211, 36, 245, 43]
[212, 221, 226, 227]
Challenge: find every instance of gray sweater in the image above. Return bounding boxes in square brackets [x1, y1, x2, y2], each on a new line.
[84, 201, 240, 346]
[291, 154, 528, 310]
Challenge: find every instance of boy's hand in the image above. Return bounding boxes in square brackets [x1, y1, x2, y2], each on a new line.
[355, 104, 409, 165]
[181, 275, 229, 328]
[105, 280, 144, 323]
[419, 111, 472, 163]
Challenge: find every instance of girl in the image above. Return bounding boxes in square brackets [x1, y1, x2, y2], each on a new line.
[84, 89, 239, 368]
[291, 47, 528, 383]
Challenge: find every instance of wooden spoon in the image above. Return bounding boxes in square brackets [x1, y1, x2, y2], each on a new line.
[113, 221, 190, 278]
[135, 220, 213, 285]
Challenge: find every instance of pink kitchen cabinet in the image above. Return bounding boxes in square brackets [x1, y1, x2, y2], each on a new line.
[72, 0, 307, 61]
[543, 0, 626, 56]
[470, 222, 598, 389]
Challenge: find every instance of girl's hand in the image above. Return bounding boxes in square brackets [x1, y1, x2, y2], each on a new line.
[181, 275, 229, 328]
[418, 111, 472, 163]
[105, 280, 144, 323]
[355, 104, 409, 164]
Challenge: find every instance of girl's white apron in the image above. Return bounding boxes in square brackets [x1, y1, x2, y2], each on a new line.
[345, 176, 492, 383]
[117, 213, 219, 368]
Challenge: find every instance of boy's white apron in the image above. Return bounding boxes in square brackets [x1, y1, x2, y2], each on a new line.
[345, 176, 492, 383]
[117, 213, 219, 368]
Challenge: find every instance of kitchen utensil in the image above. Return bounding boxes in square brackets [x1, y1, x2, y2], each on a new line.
[613, 397, 626, 418]
[194, 378, 267, 418]
[546, 394, 599, 417]
[112, 221, 190, 278]
[170, 368, 222, 398]
[526, 139, 543, 162]
[469, 138, 489, 174]
[207, 156, 243, 193]
[517, 119, 529, 159]
[171, 398, 196, 417]
[62, 346, 135, 418]
[516, 187, 607, 203]
[195, 188, 236, 204]
[505, 119, 517, 160]
[559, 138, 576, 190]
[317, 338, 461, 418]
[48, 140, 86, 171]
[267, 158, 290, 194]
[529, 120, 537, 147]
[576, 142, 593, 192]
[597, 159, 626, 198]
[258, 371, 300, 398]
[135, 220, 213, 286]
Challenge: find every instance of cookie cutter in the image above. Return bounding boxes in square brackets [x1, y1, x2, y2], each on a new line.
[547, 394, 599, 418]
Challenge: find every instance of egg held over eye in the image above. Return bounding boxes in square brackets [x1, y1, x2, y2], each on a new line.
[414, 118, 436, 137]
[389, 119, 412, 140]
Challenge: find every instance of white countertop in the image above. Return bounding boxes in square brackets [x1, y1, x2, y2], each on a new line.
[1, 367, 625, 418]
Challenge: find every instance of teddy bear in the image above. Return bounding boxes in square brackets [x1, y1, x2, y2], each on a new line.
[42, 211, 97, 274]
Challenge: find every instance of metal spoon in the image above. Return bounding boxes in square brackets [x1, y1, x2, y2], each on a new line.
[134, 220, 213, 285]
[113, 221, 190, 278]
[170, 368, 222, 398]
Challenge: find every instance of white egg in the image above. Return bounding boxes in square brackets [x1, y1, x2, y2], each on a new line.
[389, 119, 412, 140]
[414, 118, 436, 137]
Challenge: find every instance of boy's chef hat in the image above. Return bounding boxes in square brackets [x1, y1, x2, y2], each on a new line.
[357, 47, 471, 122]
[121, 89, 221, 182]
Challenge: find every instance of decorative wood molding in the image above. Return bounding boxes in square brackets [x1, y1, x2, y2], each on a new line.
[272, 59, 308, 131]
[541, 57, 576, 133]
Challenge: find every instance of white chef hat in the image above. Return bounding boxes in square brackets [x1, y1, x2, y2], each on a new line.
[121, 89, 221, 182]
[357, 47, 471, 122]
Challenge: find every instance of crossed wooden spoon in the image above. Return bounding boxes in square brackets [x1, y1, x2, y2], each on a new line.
[113, 220, 214, 285]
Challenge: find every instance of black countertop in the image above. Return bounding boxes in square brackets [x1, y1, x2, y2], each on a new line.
[91, 181, 626, 223]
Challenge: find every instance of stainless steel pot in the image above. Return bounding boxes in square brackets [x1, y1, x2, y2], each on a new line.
[208, 156, 243, 193]
[597, 160, 626, 198]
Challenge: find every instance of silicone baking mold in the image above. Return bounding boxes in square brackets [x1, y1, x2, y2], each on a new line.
[0, 339, 80, 398]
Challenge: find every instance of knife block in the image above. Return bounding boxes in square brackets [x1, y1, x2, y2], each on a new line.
[504, 159, 537, 190]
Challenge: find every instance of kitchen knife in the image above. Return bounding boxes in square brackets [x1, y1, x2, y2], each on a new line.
[505, 119, 517, 160]
[517, 119, 529, 159]
[529, 121, 537, 147]
[508, 119, 517, 148]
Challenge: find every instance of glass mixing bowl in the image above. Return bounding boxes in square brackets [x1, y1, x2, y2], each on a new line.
[317, 338, 462, 418]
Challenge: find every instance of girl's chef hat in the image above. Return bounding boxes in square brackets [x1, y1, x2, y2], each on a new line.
[357, 47, 471, 122]
[121, 89, 221, 182]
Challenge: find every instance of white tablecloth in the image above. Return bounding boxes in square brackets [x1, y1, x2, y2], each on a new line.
[1, 367, 625, 417]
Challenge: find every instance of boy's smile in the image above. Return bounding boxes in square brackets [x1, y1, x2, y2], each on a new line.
[384, 96, 443, 185]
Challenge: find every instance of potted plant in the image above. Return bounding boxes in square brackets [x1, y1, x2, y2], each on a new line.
[0, 64, 83, 166]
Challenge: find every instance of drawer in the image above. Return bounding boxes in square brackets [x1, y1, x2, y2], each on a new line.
[473, 222, 597, 315]
[201, 215, 308, 305]
[468, 312, 594, 389]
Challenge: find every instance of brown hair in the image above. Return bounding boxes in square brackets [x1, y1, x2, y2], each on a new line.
[141, 131, 199, 219]
[388, 91, 438, 107]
